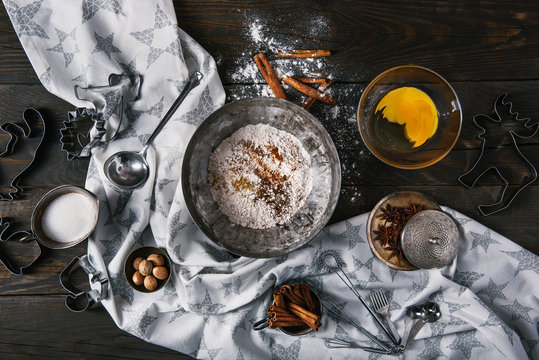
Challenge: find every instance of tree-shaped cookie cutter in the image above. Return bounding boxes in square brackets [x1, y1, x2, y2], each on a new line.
[458, 93, 538, 215]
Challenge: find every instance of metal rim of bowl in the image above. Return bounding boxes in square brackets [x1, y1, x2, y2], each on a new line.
[124, 246, 172, 293]
[181, 97, 341, 258]
[31, 184, 99, 249]
[357, 64, 463, 169]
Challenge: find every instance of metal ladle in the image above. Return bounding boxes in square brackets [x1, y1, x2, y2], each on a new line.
[104, 71, 203, 189]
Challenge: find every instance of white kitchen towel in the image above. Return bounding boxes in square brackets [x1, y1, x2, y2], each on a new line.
[5, 1, 538, 359]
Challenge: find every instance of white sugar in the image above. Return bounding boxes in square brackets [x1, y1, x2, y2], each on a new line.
[41, 192, 97, 243]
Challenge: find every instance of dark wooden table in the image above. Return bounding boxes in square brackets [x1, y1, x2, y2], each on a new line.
[1, 1, 538, 358]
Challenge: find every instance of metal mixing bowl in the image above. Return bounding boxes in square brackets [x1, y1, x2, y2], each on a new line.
[181, 98, 341, 258]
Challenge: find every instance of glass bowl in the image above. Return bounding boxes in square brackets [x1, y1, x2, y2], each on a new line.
[357, 65, 462, 169]
[181, 97, 341, 258]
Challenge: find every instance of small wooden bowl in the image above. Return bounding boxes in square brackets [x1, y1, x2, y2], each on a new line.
[124, 246, 171, 293]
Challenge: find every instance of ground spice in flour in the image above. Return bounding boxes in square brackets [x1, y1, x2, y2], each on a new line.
[208, 124, 313, 229]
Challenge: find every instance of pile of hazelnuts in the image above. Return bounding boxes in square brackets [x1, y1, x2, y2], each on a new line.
[132, 253, 169, 291]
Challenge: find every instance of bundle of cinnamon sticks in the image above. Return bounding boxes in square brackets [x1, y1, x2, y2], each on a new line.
[253, 51, 336, 110]
[265, 283, 321, 331]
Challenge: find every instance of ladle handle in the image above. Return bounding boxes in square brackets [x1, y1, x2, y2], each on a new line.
[142, 71, 203, 153]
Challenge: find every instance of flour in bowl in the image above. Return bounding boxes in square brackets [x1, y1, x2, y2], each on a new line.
[208, 124, 312, 229]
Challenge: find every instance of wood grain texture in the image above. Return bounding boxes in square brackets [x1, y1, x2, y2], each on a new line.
[0, 296, 190, 359]
[0, 1, 538, 359]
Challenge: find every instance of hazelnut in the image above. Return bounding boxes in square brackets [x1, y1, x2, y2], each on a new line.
[132, 271, 145, 286]
[138, 259, 153, 276]
[147, 253, 165, 266]
[153, 266, 169, 280]
[133, 257, 144, 271]
[144, 275, 158, 291]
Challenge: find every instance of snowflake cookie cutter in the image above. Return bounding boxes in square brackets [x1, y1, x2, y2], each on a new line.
[458, 93, 538, 216]
[0, 108, 46, 201]
[60, 73, 141, 160]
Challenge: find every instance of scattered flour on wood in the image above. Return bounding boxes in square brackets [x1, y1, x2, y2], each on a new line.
[208, 124, 312, 229]
[41, 193, 97, 243]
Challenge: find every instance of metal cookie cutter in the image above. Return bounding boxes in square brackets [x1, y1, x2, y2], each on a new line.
[0, 108, 46, 201]
[60, 73, 141, 160]
[458, 93, 538, 216]
[59, 255, 108, 312]
[0, 218, 42, 275]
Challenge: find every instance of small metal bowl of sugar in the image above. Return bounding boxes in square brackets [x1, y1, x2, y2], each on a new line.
[31, 185, 99, 249]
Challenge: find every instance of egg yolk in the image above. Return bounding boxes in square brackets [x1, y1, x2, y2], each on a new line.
[375, 87, 438, 148]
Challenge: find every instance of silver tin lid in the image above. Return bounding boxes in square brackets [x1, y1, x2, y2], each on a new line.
[400, 210, 459, 269]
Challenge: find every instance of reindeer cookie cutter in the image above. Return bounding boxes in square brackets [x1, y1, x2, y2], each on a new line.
[458, 93, 538, 216]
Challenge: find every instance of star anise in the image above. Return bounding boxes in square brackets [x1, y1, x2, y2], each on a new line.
[403, 203, 423, 221]
[379, 204, 402, 223]
[386, 242, 403, 261]
[373, 224, 393, 247]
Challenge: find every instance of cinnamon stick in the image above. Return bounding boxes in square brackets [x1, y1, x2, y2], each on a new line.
[296, 77, 328, 84]
[282, 75, 337, 106]
[280, 285, 307, 307]
[301, 79, 333, 110]
[277, 49, 331, 58]
[288, 303, 320, 331]
[273, 290, 286, 309]
[253, 52, 287, 99]
[268, 319, 306, 329]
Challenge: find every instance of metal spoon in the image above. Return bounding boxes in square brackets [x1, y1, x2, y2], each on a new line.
[399, 306, 426, 348]
[104, 71, 203, 189]
[402, 302, 441, 349]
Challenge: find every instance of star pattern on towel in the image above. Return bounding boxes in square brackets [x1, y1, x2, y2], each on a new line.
[269, 338, 301, 360]
[4, 0, 48, 39]
[110, 272, 134, 305]
[92, 32, 121, 59]
[124, 309, 158, 338]
[479, 311, 514, 344]
[444, 208, 472, 225]
[444, 270, 484, 295]
[477, 278, 508, 304]
[176, 86, 216, 126]
[162, 141, 184, 169]
[100, 232, 123, 258]
[171, 243, 185, 263]
[82, 0, 125, 23]
[501, 299, 534, 324]
[72, 64, 91, 85]
[447, 330, 485, 359]
[113, 124, 138, 140]
[405, 277, 430, 301]
[168, 210, 188, 240]
[199, 337, 222, 360]
[101, 87, 124, 120]
[418, 337, 445, 359]
[352, 256, 381, 285]
[334, 324, 355, 342]
[168, 307, 188, 324]
[384, 288, 401, 311]
[502, 249, 538, 276]
[168, 78, 188, 94]
[389, 267, 399, 282]
[118, 209, 139, 229]
[39, 67, 51, 87]
[46, 28, 80, 67]
[337, 220, 365, 249]
[221, 309, 250, 337]
[189, 289, 225, 321]
[108, 190, 133, 221]
[222, 276, 242, 296]
[203, 242, 236, 262]
[470, 229, 500, 252]
[129, 4, 178, 68]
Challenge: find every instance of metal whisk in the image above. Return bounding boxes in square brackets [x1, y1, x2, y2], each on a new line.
[322, 252, 400, 347]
